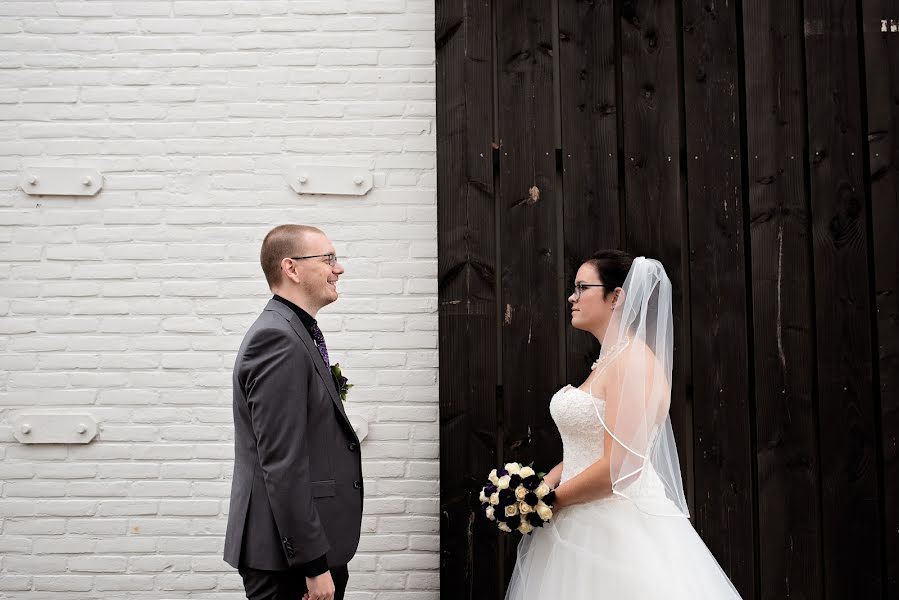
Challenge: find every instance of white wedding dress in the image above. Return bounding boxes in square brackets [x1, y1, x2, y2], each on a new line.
[505, 384, 743, 599]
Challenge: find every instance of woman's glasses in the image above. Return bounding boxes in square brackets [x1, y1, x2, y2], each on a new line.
[571, 283, 606, 301]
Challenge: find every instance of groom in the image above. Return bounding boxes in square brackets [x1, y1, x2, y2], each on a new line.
[224, 224, 363, 600]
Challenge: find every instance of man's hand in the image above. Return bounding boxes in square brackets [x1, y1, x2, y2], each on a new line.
[304, 570, 335, 600]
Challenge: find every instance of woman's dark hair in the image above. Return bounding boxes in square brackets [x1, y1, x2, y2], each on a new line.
[583, 250, 634, 299]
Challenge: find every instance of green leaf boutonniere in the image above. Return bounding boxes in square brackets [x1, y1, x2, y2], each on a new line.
[330, 363, 353, 402]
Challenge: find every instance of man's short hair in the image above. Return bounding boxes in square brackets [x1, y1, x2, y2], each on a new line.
[260, 224, 323, 288]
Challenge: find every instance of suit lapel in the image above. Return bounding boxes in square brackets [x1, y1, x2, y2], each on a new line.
[265, 300, 355, 437]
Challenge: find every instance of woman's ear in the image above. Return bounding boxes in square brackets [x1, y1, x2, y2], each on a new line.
[612, 288, 625, 309]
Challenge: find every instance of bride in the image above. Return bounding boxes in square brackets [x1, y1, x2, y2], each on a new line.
[505, 250, 743, 599]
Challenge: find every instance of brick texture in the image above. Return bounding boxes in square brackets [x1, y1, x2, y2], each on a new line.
[0, 1, 437, 598]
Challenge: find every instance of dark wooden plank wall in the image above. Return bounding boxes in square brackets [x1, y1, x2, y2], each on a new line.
[437, 1, 899, 598]
[681, 1, 756, 595]
[620, 0, 699, 514]
[803, 1, 882, 597]
[861, 3, 899, 597]
[558, 0, 619, 385]
[495, 0, 563, 582]
[743, 2, 824, 598]
[435, 0, 499, 596]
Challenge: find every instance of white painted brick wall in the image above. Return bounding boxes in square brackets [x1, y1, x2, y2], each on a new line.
[0, 1, 438, 598]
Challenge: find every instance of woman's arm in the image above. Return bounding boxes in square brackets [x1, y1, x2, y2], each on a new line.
[552, 455, 613, 508]
[543, 461, 564, 489]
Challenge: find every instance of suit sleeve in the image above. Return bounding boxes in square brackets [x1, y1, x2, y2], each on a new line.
[241, 326, 330, 567]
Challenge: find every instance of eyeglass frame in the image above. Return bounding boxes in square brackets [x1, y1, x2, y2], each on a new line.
[571, 283, 607, 301]
[289, 253, 341, 267]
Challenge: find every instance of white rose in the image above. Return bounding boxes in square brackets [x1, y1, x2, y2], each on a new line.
[534, 482, 550, 498]
[519, 501, 533, 514]
[479, 490, 488, 504]
[488, 469, 499, 485]
[505, 463, 521, 476]
[518, 521, 534, 535]
[536, 502, 553, 521]
[489, 493, 499, 505]
[519, 466, 536, 478]
[515, 486, 528, 500]
[498, 522, 512, 533]
[504, 504, 518, 518]
[485, 506, 495, 521]
[497, 475, 511, 490]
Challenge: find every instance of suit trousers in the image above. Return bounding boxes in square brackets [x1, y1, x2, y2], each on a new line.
[239, 564, 349, 600]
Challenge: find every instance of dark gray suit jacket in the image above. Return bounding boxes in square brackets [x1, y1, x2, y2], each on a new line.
[224, 299, 363, 571]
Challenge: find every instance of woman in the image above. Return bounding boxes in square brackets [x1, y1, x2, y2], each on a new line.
[505, 250, 742, 599]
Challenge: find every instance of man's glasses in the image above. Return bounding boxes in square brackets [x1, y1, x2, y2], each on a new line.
[571, 283, 606, 301]
[290, 253, 340, 267]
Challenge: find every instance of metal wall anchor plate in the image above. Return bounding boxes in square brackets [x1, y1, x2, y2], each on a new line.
[287, 166, 372, 196]
[14, 414, 98, 444]
[19, 167, 104, 197]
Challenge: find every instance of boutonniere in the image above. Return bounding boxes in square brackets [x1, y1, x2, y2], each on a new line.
[330, 363, 353, 402]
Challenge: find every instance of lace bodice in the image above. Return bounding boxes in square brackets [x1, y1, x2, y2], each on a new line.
[550, 385, 606, 483]
[549, 385, 667, 497]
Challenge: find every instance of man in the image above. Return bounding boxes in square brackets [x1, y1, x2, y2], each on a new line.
[224, 224, 363, 600]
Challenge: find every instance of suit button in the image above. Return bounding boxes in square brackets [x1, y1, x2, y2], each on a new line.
[348, 442, 358, 452]
[353, 480, 362, 489]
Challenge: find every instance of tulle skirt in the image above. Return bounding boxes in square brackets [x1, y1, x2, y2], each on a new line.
[505, 495, 743, 599]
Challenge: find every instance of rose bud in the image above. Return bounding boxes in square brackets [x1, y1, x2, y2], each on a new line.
[522, 475, 541, 490]
[519, 466, 536, 478]
[526, 512, 545, 528]
[536, 502, 553, 521]
[523, 492, 539, 507]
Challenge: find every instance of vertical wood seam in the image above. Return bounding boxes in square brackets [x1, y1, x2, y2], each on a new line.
[734, 0, 762, 595]
[489, 1, 505, 595]
[855, 1, 889, 596]
[798, 1, 832, 596]
[552, 0, 567, 388]
[673, 0, 696, 517]
[614, 0, 627, 249]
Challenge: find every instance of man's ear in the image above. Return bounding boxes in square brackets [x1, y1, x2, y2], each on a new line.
[281, 257, 300, 284]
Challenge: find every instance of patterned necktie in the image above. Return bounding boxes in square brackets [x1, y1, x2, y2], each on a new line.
[308, 322, 330, 367]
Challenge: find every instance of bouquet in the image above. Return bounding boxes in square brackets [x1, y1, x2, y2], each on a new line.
[479, 462, 556, 534]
